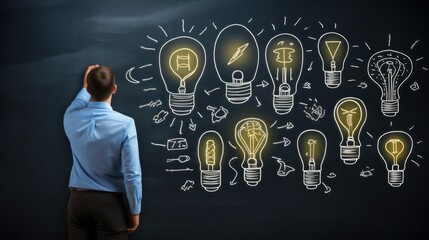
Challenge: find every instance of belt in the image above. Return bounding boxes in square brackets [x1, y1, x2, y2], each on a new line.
[70, 187, 120, 194]
[70, 187, 93, 192]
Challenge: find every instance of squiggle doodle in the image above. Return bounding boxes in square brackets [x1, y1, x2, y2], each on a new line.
[410, 82, 419, 91]
[276, 160, 295, 177]
[357, 82, 368, 89]
[228, 157, 239, 185]
[302, 99, 325, 121]
[139, 100, 162, 108]
[207, 106, 229, 123]
[153, 110, 169, 123]
[303, 82, 311, 89]
[181, 180, 195, 191]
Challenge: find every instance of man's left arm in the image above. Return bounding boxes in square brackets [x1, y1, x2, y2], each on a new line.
[121, 119, 142, 215]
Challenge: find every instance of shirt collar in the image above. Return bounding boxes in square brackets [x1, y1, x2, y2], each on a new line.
[88, 101, 113, 110]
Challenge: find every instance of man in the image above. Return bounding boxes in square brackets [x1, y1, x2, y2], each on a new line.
[64, 64, 142, 239]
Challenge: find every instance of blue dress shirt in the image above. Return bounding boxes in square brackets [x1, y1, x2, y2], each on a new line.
[64, 88, 142, 214]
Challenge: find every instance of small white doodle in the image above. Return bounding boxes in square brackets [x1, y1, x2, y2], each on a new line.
[166, 138, 188, 151]
[207, 106, 229, 123]
[360, 166, 374, 177]
[303, 82, 311, 89]
[153, 110, 169, 123]
[357, 82, 368, 89]
[410, 82, 419, 91]
[181, 180, 195, 191]
[273, 137, 291, 147]
[302, 99, 325, 121]
[327, 172, 337, 179]
[167, 155, 190, 163]
[256, 80, 269, 88]
[322, 182, 331, 194]
[166, 168, 193, 172]
[204, 87, 220, 96]
[139, 100, 162, 108]
[276, 160, 295, 177]
[188, 119, 196, 131]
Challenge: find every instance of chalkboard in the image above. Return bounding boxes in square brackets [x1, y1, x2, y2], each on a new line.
[1, 0, 428, 239]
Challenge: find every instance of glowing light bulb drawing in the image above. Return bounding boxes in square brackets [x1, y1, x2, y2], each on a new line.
[333, 97, 367, 165]
[235, 118, 268, 186]
[214, 24, 259, 104]
[265, 33, 303, 114]
[159, 36, 206, 115]
[197, 130, 224, 192]
[367, 49, 413, 117]
[297, 129, 327, 190]
[317, 32, 349, 88]
[377, 131, 413, 187]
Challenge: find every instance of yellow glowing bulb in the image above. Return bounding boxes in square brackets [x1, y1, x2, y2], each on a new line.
[169, 48, 198, 93]
[297, 129, 327, 190]
[205, 139, 216, 171]
[307, 139, 316, 171]
[377, 130, 413, 187]
[333, 97, 367, 165]
[235, 118, 268, 186]
[198, 130, 224, 192]
[385, 139, 404, 166]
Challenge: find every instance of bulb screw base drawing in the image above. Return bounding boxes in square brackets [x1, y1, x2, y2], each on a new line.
[340, 146, 360, 165]
[388, 170, 404, 187]
[381, 100, 399, 117]
[201, 170, 221, 192]
[169, 93, 195, 116]
[244, 168, 261, 186]
[303, 170, 321, 190]
[273, 95, 293, 115]
[324, 71, 341, 88]
[225, 82, 251, 104]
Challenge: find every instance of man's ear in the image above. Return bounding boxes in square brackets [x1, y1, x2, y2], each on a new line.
[112, 84, 117, 94]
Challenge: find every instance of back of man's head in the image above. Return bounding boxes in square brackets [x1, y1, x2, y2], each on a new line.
[87, 66, 115, 101]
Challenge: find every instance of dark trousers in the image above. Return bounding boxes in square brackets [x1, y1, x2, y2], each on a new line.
[67, 190, 129, 240]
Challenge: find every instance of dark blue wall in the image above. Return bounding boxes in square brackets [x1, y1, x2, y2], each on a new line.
[1, 0, 428, 239]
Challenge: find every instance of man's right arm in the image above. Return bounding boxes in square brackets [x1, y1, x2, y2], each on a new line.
[63, 64, 98, 130]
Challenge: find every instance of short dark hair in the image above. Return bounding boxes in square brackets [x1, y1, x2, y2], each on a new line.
[86, 66, 115, 101]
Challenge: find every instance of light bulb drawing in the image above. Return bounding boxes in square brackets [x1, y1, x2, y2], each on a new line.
[333, 97, 367, 165]
[265, 33, 303, 114]
[169, 48, 198, 92]
[367, 49, 413, 117]
[159, 36, 206, 116]
[317, 32, 349, 88]
[214, 24, 259, 104]
[235, 118, 268, 186]
[297, 129, 327, 190]
[197, 130, 224, 192]
[377, 131, 413, 187]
